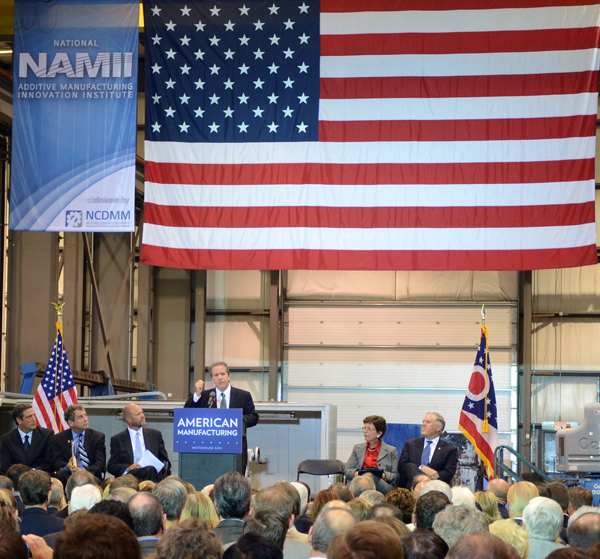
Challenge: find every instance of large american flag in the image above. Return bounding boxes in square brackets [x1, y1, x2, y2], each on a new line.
[33, 329, 77, 432]
[140, 0, 600, 271]
[458, 326, 498, 477]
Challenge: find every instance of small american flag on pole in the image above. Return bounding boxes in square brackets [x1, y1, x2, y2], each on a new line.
[33, 327, 77, 432]
[458, 325, 498, 477]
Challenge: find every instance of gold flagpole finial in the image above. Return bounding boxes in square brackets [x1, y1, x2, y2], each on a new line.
[481, 304, 486, 326]
[51, 302, 65, 333]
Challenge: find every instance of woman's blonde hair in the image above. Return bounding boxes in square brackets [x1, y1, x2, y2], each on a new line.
[489, 518, 529, 559]
[507, 481, 539, 519]
[180, 491, 220, 528]
[474, 490, 501, 524]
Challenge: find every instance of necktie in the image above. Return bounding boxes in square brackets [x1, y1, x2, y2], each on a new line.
[421, 440, 432, 467]
[133, 431, 142, 463]
[220, 393, 227, 409]
[77, 433, 89, 470]
[23, 434, 30, 454]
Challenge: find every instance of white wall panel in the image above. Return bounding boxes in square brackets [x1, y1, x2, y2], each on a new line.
[285, 348, 513, 389]
[287, 271, 397, 300]
[532, 376, 597, 423]
[534, 267, 600, 313]
[207, 270, 267, 309]
[286, 306, 515, 346]
[532, 319, 600, 371]
[206, 316, 268, 367]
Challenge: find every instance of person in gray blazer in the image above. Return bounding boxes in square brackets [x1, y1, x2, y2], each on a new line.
[344, 415, 399, 495]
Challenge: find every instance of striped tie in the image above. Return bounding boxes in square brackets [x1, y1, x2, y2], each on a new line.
[78, 434, 89, 470]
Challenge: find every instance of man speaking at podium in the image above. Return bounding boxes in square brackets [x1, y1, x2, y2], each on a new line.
[185, 362, 259, 473]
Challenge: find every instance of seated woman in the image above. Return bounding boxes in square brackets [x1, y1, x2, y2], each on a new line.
[344, 415, 398, 495]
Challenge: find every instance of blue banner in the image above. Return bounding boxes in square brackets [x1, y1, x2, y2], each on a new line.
[10, 0, 138, 232]
[173, 408, 242, 454]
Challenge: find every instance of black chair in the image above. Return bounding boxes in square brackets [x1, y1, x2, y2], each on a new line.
[297, 459, 345, 482]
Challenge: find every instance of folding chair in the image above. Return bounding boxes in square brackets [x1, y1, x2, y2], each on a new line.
[296, 459, 345, 482]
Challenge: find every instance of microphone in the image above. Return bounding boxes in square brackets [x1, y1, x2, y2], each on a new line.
[207, 391, 215, 408]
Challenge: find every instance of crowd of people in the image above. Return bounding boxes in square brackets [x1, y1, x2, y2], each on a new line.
[2, 403, 600, 559]
[1, 454, 600, 559]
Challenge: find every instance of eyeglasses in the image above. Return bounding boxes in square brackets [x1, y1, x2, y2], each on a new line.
[362, 427, 376, 431]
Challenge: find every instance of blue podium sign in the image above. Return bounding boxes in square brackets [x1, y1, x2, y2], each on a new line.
[174, 408, 242, 454]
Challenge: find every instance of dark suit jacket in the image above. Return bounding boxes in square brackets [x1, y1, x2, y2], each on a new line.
[19, 507, 64, 538]
[51, 428, 106, 479]
[498, 501, 510, 519]
[398, 437, 458, 488]
[107, 427, 170, 478]
[0, 426, 54, 475]
[184, 386, 259, 428]
[214, 518, 244, 545]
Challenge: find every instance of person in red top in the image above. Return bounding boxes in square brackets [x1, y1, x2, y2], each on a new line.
[344, 416, 399, 495]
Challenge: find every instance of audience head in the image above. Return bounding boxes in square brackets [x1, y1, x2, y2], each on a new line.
[446, 531, 519, 559]
[65, 470, 96, 502]
[422, 413, 445, 440]
[111, 474, 140, 493]
[50, 477, 66, 509]
[361, 490, 385, 506]
[474, 490, 501, 524]
[122, 403, 146, 431]
[489, 518, 529, 559]
[54, 514, 141, 559]
[153, 479, 188, 522]
[89, 499, 135, 531]
[0, 500, 19, 532]
[371, 515, 410, 536]
[180, 491, 220, 528]
[214, 471, 252, 520]
[507, 481, 538, 519]
[0, 527, 28, 559]
[19, 470, 51, 507]
[568, 508, 600, 550]
[414, 491, 450, 531]
[421, 480, 453, 502]
[223, 533, 282, 559]
[349, 475, 376, 499]
[154, 517, 222, 559]
[413, 481, 429, 501]
[272, 481, 301, 517]
[451, 486, 476, 509]
[547, 482, 569, 512]
[347, 497, 372, 522]
[569, 486, 593, 515]
[368, 503, 403, 520]
[330, 482, 353, 503]
[432, 504, 488, 547]
[290, 481, 310, 513]
[328, 520, 403, 559]
[0, 476, 13, 491]
[547, 550, 595, 559]
[309, 506, 358, 553]
[534, 482, 550, 498]
[107, 487, 137, 504]
[128, 491, 165, 538]
[70, 484, 102, 512]
[12, 404, 36, 431]
[522, 496, 563, 542]
[243, 509, 287, 549]
[0, 488, 17, 509]
[487, 479, 510, 501]
[401, 529, 449, 559]
[386, 487, 416, 524]
[362, 415, 387, 437]
[310, 489, 337, 521]
[253, 487, 293, 522]
[138, 480, 156, 493]
[6, 464, 31, 493]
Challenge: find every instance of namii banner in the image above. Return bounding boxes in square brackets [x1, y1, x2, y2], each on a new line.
[10, 0, 138, 232]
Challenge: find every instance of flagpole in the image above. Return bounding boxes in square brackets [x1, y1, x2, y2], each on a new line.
[51, 302, 65, 430]
[481, 305, 489, 433]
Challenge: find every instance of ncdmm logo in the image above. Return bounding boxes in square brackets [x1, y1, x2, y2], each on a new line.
[86, 210, 130, 220]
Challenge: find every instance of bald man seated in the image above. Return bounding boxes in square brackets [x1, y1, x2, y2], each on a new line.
[107, 404, 170, 482]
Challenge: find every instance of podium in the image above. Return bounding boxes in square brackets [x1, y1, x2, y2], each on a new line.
[174, 408, 245, 490]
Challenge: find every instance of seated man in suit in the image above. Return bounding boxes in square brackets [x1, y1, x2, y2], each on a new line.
[0, 404, 53, 475]
[107, 403, 170, 482]
[185, 361, 259, 472]
[18, 470, 64, 537]
[51, 404, 106, 486]
[398, 412, 458, 489]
